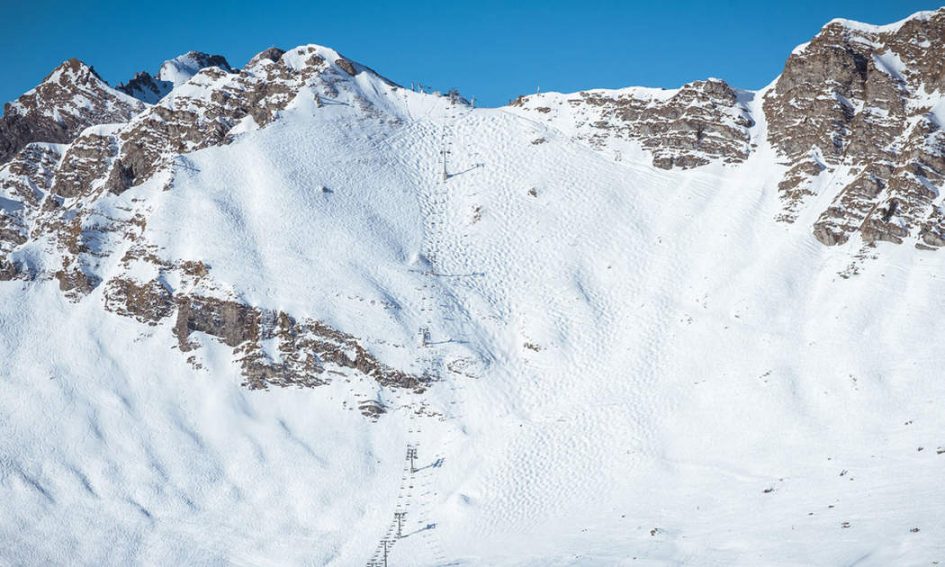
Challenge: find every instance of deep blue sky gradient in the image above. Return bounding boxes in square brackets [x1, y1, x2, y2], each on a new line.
[2, 0, 940, 108]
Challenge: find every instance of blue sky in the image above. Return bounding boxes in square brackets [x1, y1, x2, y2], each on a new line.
[2, 0, 939, 108]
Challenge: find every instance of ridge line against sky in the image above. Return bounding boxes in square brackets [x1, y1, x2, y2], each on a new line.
[1, 0, 941, 109]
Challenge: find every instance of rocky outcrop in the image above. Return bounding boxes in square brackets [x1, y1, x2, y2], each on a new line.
[0, 59, 144, 165]
[55, 264, 99, 299]
[508, 78, 754, 170]
[50, 133, 118, 198]
[103, 277, 175, 324]
[99, 259, 429, 397]
[765, 9, 945, 248]
[170, 294, 428, 392]
[174, 294, 260, 351]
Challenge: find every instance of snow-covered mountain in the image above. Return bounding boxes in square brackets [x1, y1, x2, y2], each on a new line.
[116, 51, 235, 104]
[1, 9, 945, 566]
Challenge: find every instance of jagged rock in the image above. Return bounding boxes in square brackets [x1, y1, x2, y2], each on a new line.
[179, 260, 209, 277]
[0, 255, 21, 280]
[358, 400, 387, 420]
[116, 72, 169, 105]
[55, 265, 98, 299]
[335, 58, 357, 76]
[51, 133, 117, 198]
[174, 295, 260, 351]
[103, 277, 174, 324]
[167, 292, 428, 395]
[766, 9, 945, 250]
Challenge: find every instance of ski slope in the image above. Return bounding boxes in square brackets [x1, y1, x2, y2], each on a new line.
[1, 52, 944, 567]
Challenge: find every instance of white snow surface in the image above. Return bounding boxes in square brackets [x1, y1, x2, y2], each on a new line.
[2, 53, 945, 567]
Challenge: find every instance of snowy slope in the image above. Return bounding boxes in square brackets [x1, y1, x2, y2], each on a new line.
[2, 11, 945, 567]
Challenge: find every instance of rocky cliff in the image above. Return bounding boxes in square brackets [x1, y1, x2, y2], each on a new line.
[765, 10, 945, 249]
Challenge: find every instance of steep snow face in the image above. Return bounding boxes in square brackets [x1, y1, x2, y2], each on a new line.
[2, 17, 945, 567]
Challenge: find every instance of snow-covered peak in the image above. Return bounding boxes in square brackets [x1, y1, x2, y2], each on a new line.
[245, 47, 286, 68]
[117, 51, 233, 104]
[39, 58, 103, 89]
[1, 58, 144, 164]
[8, 59, 112, 113]
[157, 51, 233, 86]
[278, 43, 382, 80]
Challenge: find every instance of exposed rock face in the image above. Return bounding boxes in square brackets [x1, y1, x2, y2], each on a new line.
[55, 264, 99, 299]
[237, 310, 428, 391]
[170, 294, 428, 392]
[103, 277, 175, 324]
[175, 294, 261, 351]
[508, 78, 754, 170]
[98, 268, 429, 394]
[51, 132, 118, 198]
[0, 59, 144, 165]
[765, 9, 945, 248]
